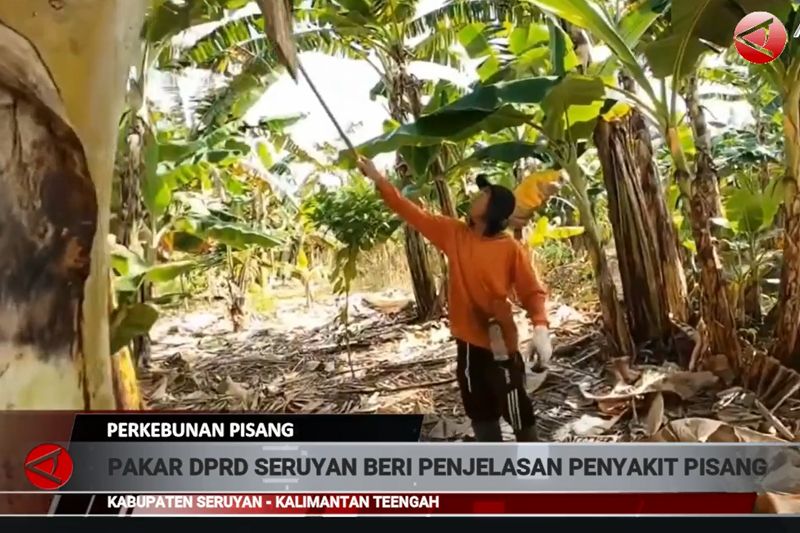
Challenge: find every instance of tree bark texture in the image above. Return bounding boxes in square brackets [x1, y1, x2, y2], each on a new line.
[686, 160, 741, 376]
[565, 162, 635, 360]
[113, 110, 153, 368]
[684, 77, 741, 376]
[113, 112, 145, 247]
[594, 108, 688, 346]
[403, 224, 440, 320]
[431, 160, 456, 218]
[389, 61, 442, 320]
[775, 205, 800, 370]
[0, 0, 146, 410]
[0, 0, 145, 515]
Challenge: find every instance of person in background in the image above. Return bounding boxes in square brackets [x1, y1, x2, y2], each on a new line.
[356, 157, 552, 442]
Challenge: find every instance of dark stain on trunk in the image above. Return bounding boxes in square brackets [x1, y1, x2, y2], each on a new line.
[0, 21, 97, 359]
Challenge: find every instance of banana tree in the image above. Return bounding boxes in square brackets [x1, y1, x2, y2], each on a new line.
[0, 0, 146, 410]
[148, 117, 290, 330]
[180, 0, 534, 320]
[644, 0, 791, 372]
[715, 176, 784, 325]
[146, 0, 268, 131]
[523, 0, 795, 375]
[454, 9, 686, 349]
[701, 67, 785, 322]
[543, 79, 638, 361]
[0, 0, 146, 514]
[117, 0, 257, 246]
[348, 73, 639, 361]
[594, 104, 684, 346]
[760, 5, 800, 370]
[128, 0, 283, 237]
[516, 2, 686, 348]
[110, 0, 262, 366]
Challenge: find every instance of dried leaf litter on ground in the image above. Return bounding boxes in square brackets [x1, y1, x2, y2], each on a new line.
[140, 292, 800, 442]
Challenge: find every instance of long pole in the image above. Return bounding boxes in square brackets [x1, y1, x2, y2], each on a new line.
[297, 61, 357, 155]
[233, 42, 359, 158]
[257, 0, 357, 157]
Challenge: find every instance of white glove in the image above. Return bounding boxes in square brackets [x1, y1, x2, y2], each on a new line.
[530, 325, 553, 369]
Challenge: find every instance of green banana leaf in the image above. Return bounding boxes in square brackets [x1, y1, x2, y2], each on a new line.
[459, 141, 552, 167]
[643, 0, 792, 79]
[344, 77, 561, 160]
[525, 0, 655, 100]
[203, 222, 284, 249]
[541, 74, 607, 140]
[110, 303, 160, 355]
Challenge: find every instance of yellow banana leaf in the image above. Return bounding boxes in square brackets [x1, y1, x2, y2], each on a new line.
[601, 102, 632, 122]
[514, 169, 562, 209]
[509, 170, 563, 230]
[527, 216, 585, 247]
[111, 347, 142, 410]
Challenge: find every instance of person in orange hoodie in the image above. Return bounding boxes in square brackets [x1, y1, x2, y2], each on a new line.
[356, 157, 552, 442]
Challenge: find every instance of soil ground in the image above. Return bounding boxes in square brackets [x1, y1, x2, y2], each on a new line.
[139, 285, 800, 442]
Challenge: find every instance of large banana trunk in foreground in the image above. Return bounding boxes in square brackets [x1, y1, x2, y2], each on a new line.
[595, 107, 688, 348]
[774, 84, 800, 371]
[0, 0, 146, 410]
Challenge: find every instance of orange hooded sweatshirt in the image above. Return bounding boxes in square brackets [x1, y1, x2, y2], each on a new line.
[376, 179, 548, 353]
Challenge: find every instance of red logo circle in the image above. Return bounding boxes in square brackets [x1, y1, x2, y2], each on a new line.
[24, 443, 73, 490]
[734, 12, 788, 64]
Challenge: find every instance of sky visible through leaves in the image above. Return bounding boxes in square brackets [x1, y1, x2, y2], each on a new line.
[151, 0, 757, 184]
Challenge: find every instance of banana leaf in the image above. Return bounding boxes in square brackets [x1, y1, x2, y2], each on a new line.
[344, 77, 561, 160]
[643, 0, 792, 79]
[110, 303, 159, 355]
[459, 141, 552, 167]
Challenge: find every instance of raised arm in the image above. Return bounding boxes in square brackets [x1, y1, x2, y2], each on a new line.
[357, 157, 457, 252]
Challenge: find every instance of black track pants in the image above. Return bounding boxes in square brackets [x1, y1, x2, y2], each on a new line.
[455, 339, 536, 432]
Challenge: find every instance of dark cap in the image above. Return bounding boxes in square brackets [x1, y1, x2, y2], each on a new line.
[476, 174, 516, 222]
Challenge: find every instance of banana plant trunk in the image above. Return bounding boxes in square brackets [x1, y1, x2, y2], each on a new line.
[114, 112, 145, 247]
[403, 224, 440, 320]
[564, 160, 635, 361]
[0, 0, 145, 514]
[429, 158, 455, 311]
[431, 159, 456, 217]
[774, 84, 800, 370]
[388, 59, 442, 320]
[393, 149, 441, 320]
[594, 107, 688, 348]
[684, 77, 741, 376]
[0, 0, 145, 409]
[113, 110, 153, 368]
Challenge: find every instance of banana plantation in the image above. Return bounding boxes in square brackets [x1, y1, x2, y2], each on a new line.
[2, 0, 800, 452]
